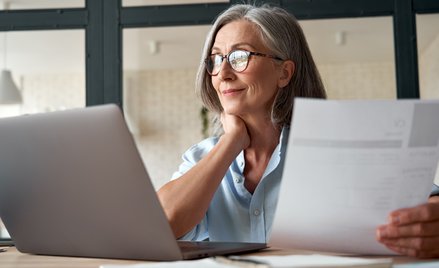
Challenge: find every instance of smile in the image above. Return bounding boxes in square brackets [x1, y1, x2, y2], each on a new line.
[221, 88, 245, 96]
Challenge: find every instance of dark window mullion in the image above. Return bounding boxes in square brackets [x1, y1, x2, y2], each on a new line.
[393, 0, 420, 99]
[414, 0, 439, 14]
[86, 0, 104, 106]
[0, 8, 87, 31]
[120, 3, 228, 28]
[281, 0, 393, 20]
[103, 0, 122, 106]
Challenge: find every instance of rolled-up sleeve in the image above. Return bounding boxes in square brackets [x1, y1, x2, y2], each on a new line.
[170, 137, 218, 241]
[431, 184, 439, 197]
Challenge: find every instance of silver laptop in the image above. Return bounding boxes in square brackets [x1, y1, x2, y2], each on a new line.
[0, 104, 266, 261]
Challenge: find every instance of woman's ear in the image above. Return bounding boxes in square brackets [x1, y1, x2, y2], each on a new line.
[278, 60, 295, 88]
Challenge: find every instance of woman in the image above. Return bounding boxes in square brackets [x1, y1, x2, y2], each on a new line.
[157, 3, 439, 258]
[159, 3, 324, 243]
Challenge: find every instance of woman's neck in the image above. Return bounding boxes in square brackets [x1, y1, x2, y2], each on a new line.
[244, 116, 281, 154]
[241, 118, 281, 193]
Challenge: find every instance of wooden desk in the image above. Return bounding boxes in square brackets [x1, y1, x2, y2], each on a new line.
[0, 246, 430, 268]
[0, 247, 140, 268]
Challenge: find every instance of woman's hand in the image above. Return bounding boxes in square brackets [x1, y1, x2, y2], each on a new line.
[220, 113, 250, 150]
[376, 196, 439, 258]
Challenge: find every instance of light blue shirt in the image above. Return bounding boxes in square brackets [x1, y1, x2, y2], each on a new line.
[171, 126, 439, 243]
[171, 127, 289, 243]
[432, 184, 439, 196]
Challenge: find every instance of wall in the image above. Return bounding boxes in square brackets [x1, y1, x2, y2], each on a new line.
[21, 73, 85, 114]
[319, 62, 396, 100]
[419, 33, 439, 99]
[124, 69, 204, 189]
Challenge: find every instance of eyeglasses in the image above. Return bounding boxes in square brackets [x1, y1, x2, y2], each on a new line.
[204, 49, 283, 76]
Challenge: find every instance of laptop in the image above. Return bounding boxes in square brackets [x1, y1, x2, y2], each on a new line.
[0, 104, 266, 261]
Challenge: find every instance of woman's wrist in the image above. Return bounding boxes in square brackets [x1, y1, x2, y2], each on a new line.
[219, 132, 248, 155]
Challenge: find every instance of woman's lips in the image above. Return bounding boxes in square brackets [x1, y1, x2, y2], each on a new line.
[222, 88, 245, 96]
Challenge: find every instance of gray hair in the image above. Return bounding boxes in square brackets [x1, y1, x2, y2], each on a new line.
[196, 4, 326, 136]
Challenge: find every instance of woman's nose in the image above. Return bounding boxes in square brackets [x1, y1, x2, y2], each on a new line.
[217, 60, 235, 81]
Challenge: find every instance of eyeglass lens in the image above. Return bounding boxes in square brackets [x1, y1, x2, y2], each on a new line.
[206, 50, 249, 75]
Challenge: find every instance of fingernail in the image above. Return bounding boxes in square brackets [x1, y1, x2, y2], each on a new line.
[378, 227, 387, 238]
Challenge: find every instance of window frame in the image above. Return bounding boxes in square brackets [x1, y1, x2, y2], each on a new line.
[0, 0, 435, 106]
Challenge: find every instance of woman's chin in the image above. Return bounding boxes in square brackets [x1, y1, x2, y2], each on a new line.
[223, 109, 241, 116]
[222, 105, 243, 115]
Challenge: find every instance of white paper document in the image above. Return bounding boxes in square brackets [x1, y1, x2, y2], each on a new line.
[100, 255, 392, 268]
[271, 98, 439, 255]
[237, 254, 391, 267]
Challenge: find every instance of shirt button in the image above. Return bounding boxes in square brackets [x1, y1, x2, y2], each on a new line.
[235, 176, 242, 183]
[240, 161, 244, 167]
[253, 209, 260, 216]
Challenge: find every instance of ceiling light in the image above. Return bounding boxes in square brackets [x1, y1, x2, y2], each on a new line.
[149, 40, 160, 54]
[335, 31, 346, 46]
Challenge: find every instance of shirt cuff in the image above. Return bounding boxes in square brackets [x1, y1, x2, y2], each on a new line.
[430, 184, 439, 197]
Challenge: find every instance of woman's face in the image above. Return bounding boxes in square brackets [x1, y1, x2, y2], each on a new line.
[210, 19, 285, 119]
